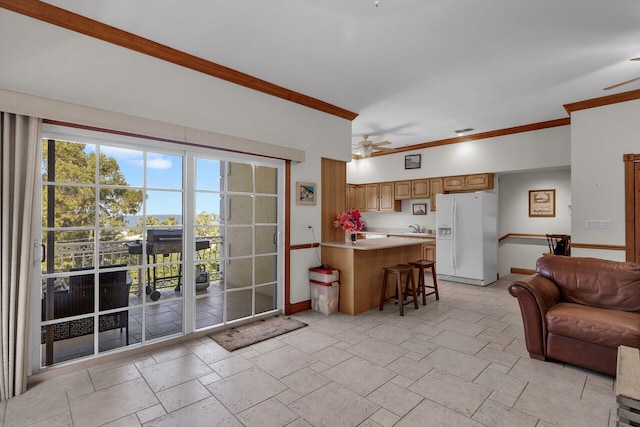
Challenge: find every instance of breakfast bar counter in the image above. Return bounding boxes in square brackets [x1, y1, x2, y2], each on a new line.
[321, 237, 429, 315]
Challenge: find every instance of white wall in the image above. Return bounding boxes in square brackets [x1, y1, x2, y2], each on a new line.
[570, 99, 640, 261]
[0, 10, 351, 305]
[347, 125, 571, 183]
[497, 169, 571, 275]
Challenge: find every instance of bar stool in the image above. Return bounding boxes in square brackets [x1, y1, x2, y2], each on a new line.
[409, 260, 439, 305]
[379, 264, 418, 316]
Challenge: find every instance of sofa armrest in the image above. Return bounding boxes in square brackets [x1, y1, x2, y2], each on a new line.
[508, 274, 561, 358]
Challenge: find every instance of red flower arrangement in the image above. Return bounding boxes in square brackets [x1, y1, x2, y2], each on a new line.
[333, 209, 363, 232]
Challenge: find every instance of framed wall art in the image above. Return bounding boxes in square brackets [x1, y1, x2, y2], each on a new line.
[296, 182, 317, 205]
[529, 189, 556, 217]
[405, 154, 421, 169]
[412, 203, 427, 215]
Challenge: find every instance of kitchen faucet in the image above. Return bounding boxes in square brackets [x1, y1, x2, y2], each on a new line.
[409, 224, 421, 233]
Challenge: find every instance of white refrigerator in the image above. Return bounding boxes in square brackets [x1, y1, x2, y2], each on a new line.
[435, 191, 497, 286]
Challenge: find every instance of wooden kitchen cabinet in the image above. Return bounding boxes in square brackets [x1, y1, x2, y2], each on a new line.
[346, 184, 366, 211]
[365, 182, 400, 212]
[443, 173, 494, 192]
[412, 179, 430, 198]
[465, 173, 494, 190]
[395, 179, 429, 200]
[394, 181, 412, 200]
[423, 243, 435, 261]
[430, 178, 443, 211]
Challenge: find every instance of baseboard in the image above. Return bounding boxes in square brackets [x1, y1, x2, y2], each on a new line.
[285, 300, 311, 315]
[511, 267, 536, 275]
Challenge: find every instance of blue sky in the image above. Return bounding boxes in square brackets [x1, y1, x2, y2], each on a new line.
[99, 146, 221, 216]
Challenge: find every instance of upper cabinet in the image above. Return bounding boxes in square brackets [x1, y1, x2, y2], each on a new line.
[394, 179, 430, 200]
[365, 182, 401, 212]
[429, 178, 443, 211]
[346, 184, 365, 211]
[443, 173, 494, 192]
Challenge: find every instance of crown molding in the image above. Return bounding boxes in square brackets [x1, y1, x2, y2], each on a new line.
[563, 88, 640, 114]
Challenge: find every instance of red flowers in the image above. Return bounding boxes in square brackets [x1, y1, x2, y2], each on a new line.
[333, 209, 363, 232]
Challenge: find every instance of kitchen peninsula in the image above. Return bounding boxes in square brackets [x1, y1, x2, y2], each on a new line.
[321, 236, 433, 315]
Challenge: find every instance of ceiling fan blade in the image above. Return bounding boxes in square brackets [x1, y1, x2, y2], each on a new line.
[373, 146, 393, 151]
[603, 75, 640, 91]
[631, 57, 640, 61]
[372, 141, 391, 147]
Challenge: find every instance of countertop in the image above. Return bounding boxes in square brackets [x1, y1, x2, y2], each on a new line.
[321, 236, 432, 250]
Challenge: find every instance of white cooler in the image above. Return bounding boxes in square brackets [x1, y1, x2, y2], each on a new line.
[309, 266, 340, 315]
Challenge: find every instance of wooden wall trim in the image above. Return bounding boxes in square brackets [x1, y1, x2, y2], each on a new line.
[368, 118, 570, 157]
[286, 300, 311, 315]
[0, 0, 358, 122]
[290, 243, 320, 250]
[498, 233, 546, 242]
[563, 89, 640, 114]
[623, 154, 640, 262]
[567, 243, 626, 251]
[284, 161, 292, 315]
[511, 268, 536, 275]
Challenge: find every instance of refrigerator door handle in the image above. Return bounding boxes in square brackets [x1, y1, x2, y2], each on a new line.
[452, 200, 457, 269]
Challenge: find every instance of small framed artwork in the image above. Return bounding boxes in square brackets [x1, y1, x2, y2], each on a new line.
[529, 189, 556, 217]
[296, 182, 317, 205]
[412, 203, 427, 215]
[405, 154, 421, 169]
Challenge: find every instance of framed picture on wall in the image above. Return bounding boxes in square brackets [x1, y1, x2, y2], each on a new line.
[296, 182, 317, 205]
[529, 189, 556, 217]
[405, 154, 421, 169]
[412, 203, 427, 215]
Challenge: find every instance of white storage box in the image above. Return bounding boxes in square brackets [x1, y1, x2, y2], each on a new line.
[309, 266, 339, 283]
[310, 281, 340, 315]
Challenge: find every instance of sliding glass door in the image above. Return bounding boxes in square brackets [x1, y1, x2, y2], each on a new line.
[34, 126, 283, 369]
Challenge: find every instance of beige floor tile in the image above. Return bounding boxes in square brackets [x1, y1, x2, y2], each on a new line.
[474, 346, 520, 368]
[385, 356, 433, 381]
[367, 382, 424, 418]
[289, 382, 379, 427]
[474, 367, 527, 397]
[208, 354, 254, 378]
[409, 369, 492, 417]
[69, 378, 158, 427]
[436, 317, 487, 337]
[515, 382, 610, 426]
[136, 404, 166, 424]
[90, 363, 141, 391]
[280, 328, 339, 354]
[346, 337, 408, 367]
[103, 414, 142, 427]
[250, 345, 317, 379]
[365, 323, 417, 345]
[280, 367, 331, 395]
[422, 347, 490, 381]
[429, 329, 489, 355]
[395, 398, 484, 427]
[155, 379, 211, 413]
[472, 398, 538, 427]
[206, 366, 286, 414]
[312, 344, 354, 366]
[323, 356, 396, 396]
[143, 396, 242, 427]
[236, 398, 298, 427]
[509, 357, 587, 398]
[139, 354, 212, 392]
[369, 407, 401, 427]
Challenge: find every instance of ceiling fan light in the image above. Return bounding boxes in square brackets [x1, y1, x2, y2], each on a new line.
[361, 145, 374, 158]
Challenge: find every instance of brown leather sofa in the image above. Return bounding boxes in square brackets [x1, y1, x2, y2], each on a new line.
[508, 256, 640, 376]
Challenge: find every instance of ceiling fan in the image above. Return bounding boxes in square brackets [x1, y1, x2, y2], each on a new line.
[604, 57, 640, 91]
[352, 135, 394, 159]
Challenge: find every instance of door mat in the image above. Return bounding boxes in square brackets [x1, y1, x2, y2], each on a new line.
[209, 315, 307, 351]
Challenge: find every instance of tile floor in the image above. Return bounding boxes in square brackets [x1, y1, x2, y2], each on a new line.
[1, 275, 618, 426]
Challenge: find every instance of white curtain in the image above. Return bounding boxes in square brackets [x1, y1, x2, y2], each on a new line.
[0, 112, 41, 401]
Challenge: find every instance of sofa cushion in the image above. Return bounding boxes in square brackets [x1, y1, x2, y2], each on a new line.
[536, 256, 640, 312]
[546, 302, 640, 348]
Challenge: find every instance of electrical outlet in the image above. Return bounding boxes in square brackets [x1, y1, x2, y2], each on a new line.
[296, 222, 312, 230]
